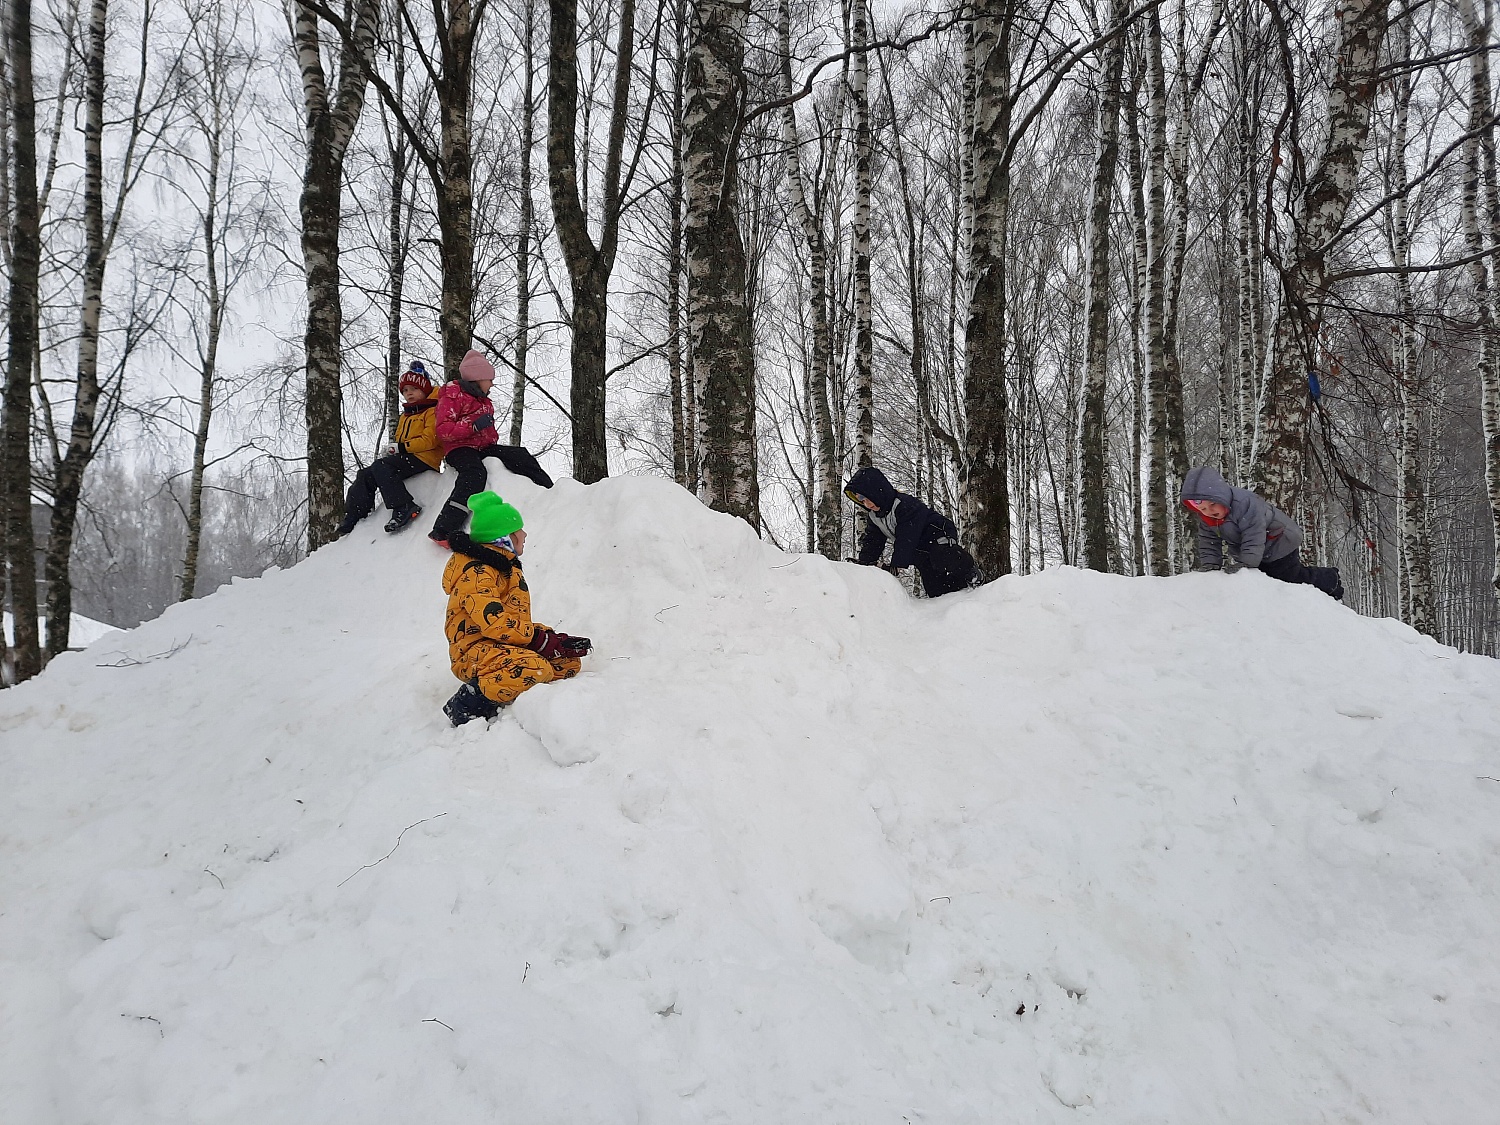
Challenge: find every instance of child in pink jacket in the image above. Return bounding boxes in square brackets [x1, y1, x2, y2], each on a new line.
[429, 350, 553, 546]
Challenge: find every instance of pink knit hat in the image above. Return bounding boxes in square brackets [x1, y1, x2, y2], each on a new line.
[458, 349, 496, 383]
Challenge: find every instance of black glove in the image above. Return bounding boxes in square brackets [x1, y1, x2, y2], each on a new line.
[527, 628, 564, 661]
[557, 634, 593, 656]
[473, 414, 496, 435]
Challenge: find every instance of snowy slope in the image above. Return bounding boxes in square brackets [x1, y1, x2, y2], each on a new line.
[2, 468, 1498, 1124]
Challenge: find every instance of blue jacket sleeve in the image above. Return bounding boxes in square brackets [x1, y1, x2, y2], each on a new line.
[1235, 496, 1269, 568]
[1197, 522, 1224, 569]
[890, 509, 924, 570]
[857, 517, 886, 565]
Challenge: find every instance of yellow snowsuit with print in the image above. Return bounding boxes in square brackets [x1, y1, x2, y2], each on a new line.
[442, 544, 581, 705]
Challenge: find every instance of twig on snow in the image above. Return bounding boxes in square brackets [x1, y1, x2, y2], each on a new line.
[97, 636, 192, 667]
[203, 867, 224, 889]
[1478, 776, 1500, 783]
[422, 1018, 454, 1031]
[122, 1013, 163, 1037]
[337, 813, 448, 888]
[653, 605, 679, 622]
[522, 961, 530, 983]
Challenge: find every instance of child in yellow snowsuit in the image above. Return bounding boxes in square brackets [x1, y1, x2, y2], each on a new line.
[440, 492, 591, 725]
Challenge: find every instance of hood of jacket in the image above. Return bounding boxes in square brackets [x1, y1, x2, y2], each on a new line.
[445, 375, 491, 402]
[846, 466, 896, 515]
[1180, 465, 1233, 507]
[441, 532, 516, 594]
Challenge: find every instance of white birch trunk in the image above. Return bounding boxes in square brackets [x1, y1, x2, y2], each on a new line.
[850, 0, 873, 469]
[1251, 0, 1389, 511]
[1078, 0, 1127, 572]
[1143, 10, 1172, 574]
[1460, 0, 1500, 597]
[1387, 18, 1436, 635]
[684, 0, 758, 526]
[779, 0, 841, 555]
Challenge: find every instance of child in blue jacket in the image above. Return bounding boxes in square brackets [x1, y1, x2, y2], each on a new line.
[844, 467, 978, 597]
[1180, 466, 1343, 599]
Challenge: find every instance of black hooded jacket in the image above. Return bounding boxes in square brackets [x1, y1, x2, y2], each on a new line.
[846, 466, 957, 569]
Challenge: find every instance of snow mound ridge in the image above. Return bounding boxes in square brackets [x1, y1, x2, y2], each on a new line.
[3, 468, 1499, 1124]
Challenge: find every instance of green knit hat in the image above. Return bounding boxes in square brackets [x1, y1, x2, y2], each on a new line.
[467, 491, 523, 542]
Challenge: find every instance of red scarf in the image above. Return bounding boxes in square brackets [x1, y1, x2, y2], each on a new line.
[1183, 498, 1225, 526]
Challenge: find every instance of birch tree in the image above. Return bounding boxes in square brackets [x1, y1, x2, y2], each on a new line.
[547, 0, 649, 481]
[849, 0, 873, 468]
[779, 0, 840, 555]
[1385, 15, 1435, 634]
[684, 0, 757, 526]
[169, 0, 274, 600]
[963, 0, 1017, 577]
[293, 0, 378, 550]
[1251, 0, 1389, 511]
[44, 0, 176, 658]
[1079, 0, 1127, 572]
[508, 0, 536, 445]
[2, 0, 42, 680]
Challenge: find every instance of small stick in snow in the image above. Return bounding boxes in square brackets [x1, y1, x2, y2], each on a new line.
[122, 1014, 163, 1037]
[337, 813, 448, 888]
[103, 637, 193, 667]
[422, 1018, 454, 1031]
[522, 962, 530, 983]
[203, 867, 224, 889]
[97, 636, 192, 667]
[654, 604, 680, 622]
[1478, 776, 1500, 783]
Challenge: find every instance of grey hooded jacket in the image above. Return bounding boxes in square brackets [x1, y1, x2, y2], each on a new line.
[1179, 465, 1302, 569]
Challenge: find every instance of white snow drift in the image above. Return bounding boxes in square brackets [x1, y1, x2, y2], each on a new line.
[2, 468, 1498, 1124]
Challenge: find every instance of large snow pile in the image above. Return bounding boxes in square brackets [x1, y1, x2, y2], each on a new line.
[3, 469, 1498, 1124]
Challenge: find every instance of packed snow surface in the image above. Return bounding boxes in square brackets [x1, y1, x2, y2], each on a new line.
[3, 470, 1498, 1124]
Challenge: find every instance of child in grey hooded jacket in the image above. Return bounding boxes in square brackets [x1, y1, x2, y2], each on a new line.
[1179, 466, 1343, 600]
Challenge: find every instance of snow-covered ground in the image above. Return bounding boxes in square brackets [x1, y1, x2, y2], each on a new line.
[2, 468, 1498, 1124]
[5, 610, 120, 650]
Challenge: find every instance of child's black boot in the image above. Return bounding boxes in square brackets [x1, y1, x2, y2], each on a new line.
[384, 503, 423, 533]
[444, 679, 501, 726]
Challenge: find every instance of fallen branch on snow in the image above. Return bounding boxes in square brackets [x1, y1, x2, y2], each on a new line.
[97, 636, 192, 668]
[337, 813, 448, 888]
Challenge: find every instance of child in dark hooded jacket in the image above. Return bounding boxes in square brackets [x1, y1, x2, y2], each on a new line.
[844, 466, 978, 597]
[1180, 465, 1343, 599]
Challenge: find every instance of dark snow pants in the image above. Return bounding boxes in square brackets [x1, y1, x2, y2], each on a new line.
[1259, 550, 1344, 601]
[430, 444, 555, 539]
[915, 539, 979, 597]
[343, 452, 431, 524]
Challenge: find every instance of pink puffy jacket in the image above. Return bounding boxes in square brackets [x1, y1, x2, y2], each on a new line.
[435, 380, 496, 453]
